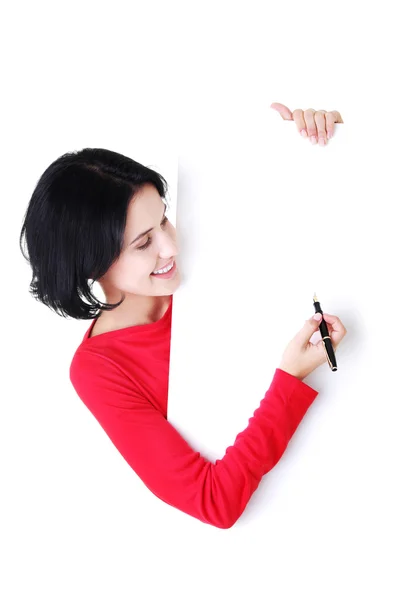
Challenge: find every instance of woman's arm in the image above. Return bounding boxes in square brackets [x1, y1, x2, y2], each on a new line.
[70, 351, 318, 529]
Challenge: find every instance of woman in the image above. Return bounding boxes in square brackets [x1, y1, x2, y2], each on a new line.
[19, 104, 347, 529]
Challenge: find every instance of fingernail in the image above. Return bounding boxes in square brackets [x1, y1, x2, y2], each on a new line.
[327, 132, 333, 139]
[301, 130, 308, 138]
[310, 136, 317, 145]
[314, 313, 322, 321]
[318, 137, 325, 146]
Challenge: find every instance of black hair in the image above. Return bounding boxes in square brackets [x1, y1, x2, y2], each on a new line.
[19, 148, 170, 320]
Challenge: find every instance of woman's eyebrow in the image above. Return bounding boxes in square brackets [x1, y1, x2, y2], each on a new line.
[129, 204, 167, 246]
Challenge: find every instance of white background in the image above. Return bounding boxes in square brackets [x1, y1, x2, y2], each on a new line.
[2, 1, 399, 599]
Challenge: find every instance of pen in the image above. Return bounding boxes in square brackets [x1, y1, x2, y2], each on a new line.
[313, 293, 337, 371]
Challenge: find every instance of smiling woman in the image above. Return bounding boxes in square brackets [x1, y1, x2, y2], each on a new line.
[95, 180, 181, 329]
[19, 147, 181, 326]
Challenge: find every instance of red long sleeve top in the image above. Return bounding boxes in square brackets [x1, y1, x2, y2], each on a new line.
[69, 296, 318, 529]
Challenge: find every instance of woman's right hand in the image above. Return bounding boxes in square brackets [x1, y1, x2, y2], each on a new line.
[279, 313, 347, 381]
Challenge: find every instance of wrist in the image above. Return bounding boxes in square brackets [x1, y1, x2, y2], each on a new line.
[278, 365, 303, 381]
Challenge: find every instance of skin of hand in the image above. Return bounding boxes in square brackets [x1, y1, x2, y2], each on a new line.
[278, 313, 347, 381]
[270, 103, 344, 146]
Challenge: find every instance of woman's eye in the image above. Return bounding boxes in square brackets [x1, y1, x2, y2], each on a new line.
[137, 216, 169, 251]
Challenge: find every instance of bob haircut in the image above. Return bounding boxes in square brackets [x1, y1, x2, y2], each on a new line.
[19, 148, 170, 320]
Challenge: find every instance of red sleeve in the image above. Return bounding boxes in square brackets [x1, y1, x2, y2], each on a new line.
[70, 352, 318, 529]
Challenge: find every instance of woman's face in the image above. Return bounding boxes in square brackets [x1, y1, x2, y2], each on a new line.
[99, 183, 181, 304]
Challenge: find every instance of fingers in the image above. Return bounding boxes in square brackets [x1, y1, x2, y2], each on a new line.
[303, 109, 318, 144]
[293, 314, 325, 349]
[325, 112, 336, 140]
[320, 313, 347, 347]
[270, 102, 293, 121]
[292, 109, 308, 138]
[292, 108, 343, 144]
[314, 111, 327, 146]
[321, 313, 345, 328]
[331, 110, 344, 123]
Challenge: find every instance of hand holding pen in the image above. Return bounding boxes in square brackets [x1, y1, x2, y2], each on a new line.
[278, 296, 347, 381]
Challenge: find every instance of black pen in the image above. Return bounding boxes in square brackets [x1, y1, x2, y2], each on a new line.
[313, 293, 337, 371]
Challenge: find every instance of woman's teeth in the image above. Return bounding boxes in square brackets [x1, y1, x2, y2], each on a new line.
[152, 260, 174, 275]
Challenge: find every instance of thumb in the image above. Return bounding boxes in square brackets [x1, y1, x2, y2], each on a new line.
[294, 313, 322, 348]
[270, 102, 293, 120]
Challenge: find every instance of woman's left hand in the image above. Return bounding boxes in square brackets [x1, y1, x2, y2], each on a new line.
[270, 102, 344, 146]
